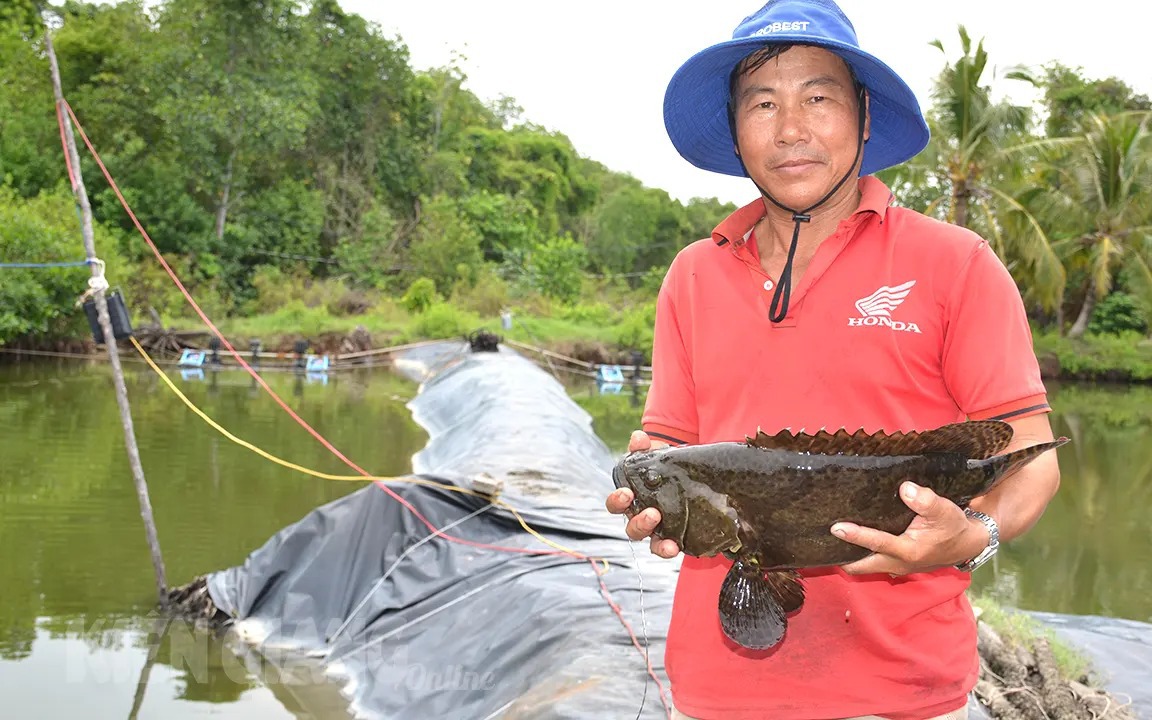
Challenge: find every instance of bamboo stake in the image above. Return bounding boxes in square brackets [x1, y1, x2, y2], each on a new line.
[44, 29, 169, 607]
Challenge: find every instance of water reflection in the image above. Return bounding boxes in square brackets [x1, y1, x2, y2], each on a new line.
[971, 383, 1152, 622]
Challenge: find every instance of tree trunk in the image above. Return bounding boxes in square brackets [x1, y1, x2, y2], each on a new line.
[953, 176, 970, 229]
[1068, 279, 1097, 338]
[215, 150, 235, 242]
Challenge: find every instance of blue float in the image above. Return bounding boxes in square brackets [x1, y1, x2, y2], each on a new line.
[178, 349, 206, 367]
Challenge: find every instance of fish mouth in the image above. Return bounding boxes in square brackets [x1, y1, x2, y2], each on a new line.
[611, 463, 627, 490]
[611, 463, 643, 515]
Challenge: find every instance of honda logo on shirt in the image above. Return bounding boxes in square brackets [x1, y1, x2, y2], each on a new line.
[848, 280, 922, 333]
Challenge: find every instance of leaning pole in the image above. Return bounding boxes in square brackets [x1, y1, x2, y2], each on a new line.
[43, 26, 169, 608]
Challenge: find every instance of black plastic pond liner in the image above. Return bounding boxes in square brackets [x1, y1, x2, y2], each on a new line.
[203, 342, 678, 719]
[198, 341, 1151, 719]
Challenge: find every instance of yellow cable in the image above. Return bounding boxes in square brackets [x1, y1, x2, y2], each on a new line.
[129, 336, 607, 569]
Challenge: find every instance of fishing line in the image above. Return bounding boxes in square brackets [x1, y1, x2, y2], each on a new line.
[629, 538, 653, 720]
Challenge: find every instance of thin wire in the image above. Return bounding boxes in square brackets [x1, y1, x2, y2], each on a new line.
[327, 567, 543, 665]
[629, 539, 654, 720]
[327, 502, 495, 645]
[0, 259, 92, 268]
[595, 550, 673, 719]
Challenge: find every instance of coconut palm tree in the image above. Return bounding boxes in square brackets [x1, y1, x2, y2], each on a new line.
[883, 26, 1065, 312]
[1014, 111, 1152, 337]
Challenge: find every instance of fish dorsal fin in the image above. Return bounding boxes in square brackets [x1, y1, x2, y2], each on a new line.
[745, 420, 1013, 459]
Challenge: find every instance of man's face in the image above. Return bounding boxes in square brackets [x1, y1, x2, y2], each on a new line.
[731, 45, 870, 210]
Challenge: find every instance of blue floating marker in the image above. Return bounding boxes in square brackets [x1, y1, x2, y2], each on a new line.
[305, 354, 330, 372]
[178, 349, 206, 367]
[597, 364, 624, 383]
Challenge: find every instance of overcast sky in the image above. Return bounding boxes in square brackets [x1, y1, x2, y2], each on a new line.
[339, 1, 1151, 207]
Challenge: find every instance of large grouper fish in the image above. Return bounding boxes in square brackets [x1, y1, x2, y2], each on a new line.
[611, 419, 1069, 650]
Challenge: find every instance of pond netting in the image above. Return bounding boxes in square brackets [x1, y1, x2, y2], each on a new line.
[201, 340, 677, 719]
[195, 339, 1151, 720]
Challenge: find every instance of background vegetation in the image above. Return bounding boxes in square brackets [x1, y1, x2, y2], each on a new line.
[1, 1, 1151, 368]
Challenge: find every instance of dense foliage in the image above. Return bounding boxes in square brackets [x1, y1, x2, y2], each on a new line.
[1, 4, 1150, 352]
[0, 0, 733, 346]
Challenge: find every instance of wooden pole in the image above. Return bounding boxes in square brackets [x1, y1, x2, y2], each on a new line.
[44, 28, 169, 608]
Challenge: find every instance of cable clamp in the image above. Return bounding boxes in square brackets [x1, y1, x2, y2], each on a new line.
[75, 257, 108, 306]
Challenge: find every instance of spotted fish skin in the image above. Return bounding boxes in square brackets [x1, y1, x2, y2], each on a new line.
[611, 420, 1070, 650]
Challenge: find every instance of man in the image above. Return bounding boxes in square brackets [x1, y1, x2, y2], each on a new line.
[604, 1, 1062, 718]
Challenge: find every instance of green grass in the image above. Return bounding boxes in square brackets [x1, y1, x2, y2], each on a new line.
[501, 314, 620, 346]
[174, 297, 650, 358]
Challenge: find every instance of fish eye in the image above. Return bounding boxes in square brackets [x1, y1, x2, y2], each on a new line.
[640, 470, 663, 490]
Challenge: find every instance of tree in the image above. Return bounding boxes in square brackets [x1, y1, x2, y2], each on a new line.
[302, 0, 418, 255]
[893, 25, 1064, 312]
[524, 236, 587, 304]
[1033, 62, 1152, 139]
[152, 0, 318, 262]
[1021, 112, 1152, 337]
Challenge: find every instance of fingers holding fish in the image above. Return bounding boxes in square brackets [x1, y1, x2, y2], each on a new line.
[833, 482, 989, 576]
[627, 506, 683, 557]
[604, 487, 683, 556]
[605, 487, 635, 515]
[650, 537, 682, 558]
[628, 429, 670, 453]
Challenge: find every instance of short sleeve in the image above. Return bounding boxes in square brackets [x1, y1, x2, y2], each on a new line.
[641, 265, 700, 446]
[941, 241, 1050, 421]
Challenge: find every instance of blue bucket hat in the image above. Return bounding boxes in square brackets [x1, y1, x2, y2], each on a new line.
[664, 0, 929, 178]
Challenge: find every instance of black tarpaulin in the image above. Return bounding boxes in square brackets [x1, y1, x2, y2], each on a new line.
[204, 342, 677, 719]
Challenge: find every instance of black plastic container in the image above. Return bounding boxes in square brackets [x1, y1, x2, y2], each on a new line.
[83, 290, 134, 344]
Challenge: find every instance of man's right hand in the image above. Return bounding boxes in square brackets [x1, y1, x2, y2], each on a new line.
[604, 430, 682, 559]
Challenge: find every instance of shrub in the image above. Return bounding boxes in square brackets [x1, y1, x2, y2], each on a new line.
[401, 277, 439, 314]
[558, 302, 616, 326]
[524, 235, 587, 304]
[613, 301, 657, 358]
[407, 302, 481, 340]
[450, 265, 509, 316]
[1088, 292, 1148, 336]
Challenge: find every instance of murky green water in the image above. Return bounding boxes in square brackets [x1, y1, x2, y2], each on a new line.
[1, 359, 1149, 718]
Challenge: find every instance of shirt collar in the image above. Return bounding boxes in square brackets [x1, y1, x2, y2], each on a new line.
[711, 176, 895, 248]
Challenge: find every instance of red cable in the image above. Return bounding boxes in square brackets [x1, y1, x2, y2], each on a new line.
[59, 100, 670, 716]
[54, 101, 77, 190]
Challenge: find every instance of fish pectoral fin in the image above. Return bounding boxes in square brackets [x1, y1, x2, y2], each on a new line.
[718, 560, 802, 650]
[764, 569, 805, 613]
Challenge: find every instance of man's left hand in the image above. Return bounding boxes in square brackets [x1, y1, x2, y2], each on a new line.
[831, 481, 988, 576]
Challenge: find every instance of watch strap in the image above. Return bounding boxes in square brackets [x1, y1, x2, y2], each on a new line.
[956, 508, 999, 572]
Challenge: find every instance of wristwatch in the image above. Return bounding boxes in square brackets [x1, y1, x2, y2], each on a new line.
[955, 508, 999, 572]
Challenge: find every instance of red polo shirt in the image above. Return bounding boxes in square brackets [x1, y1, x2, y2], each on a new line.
[642, 176, 1048, 720]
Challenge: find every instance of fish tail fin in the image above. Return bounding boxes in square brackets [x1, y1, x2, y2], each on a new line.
[718, 562, 805, 650]
[967, 437, 1071, 486]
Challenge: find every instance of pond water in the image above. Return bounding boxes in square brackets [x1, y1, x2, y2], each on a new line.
[1, 357, 1149, 718]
